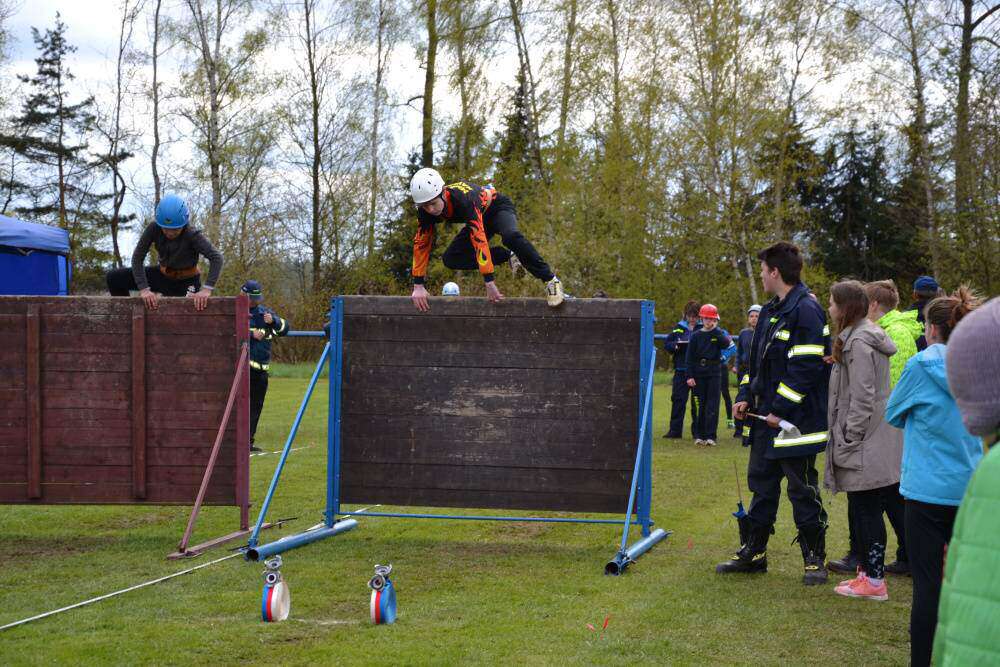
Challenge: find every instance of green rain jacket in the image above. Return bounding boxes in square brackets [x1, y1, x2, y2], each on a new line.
[934, 442, 1000, 665]
[877, 309, 923, 387]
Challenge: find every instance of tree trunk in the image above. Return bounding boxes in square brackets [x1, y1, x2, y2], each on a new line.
[954, 0, 974, 222]
[151, 0, 163, 207]
[556, 0, 577, 153]
[368, 0, 387, 255]
[186, 0, 223, 234]
[421, 0, 438, 166]
[304, 0, 322, 289]
[509, 0, 546, 182]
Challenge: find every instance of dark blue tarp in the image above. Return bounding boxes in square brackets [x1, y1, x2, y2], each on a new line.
[0, 215, 71, 295]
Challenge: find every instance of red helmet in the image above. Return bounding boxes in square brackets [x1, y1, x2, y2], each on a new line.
[699, 303, 720, 320]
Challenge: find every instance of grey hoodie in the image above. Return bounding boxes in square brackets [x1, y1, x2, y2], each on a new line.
[825, 317, 904, 494]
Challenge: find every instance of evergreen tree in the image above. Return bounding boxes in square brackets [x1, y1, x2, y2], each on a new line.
[0, 14, 112, 290]
[810, 127, 924, 281]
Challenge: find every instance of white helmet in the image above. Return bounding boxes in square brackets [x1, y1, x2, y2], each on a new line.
[410, 167, 445, 204]
[442, 282, 460, 296]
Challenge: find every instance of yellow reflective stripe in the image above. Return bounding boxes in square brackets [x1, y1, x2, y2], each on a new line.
[769, 317, 779, 323]
[823, 325, 830, 336]
[277, 318, 288, 334]
[250, 360, 269, 371]
[775, 329, 791, 341]
[788, 344, 825, 358]
[740, 374, 750, 386]
[777, 382, 804, 403]
[251, 327, 268, 336]
[774, 431, 828, 447]
[672, 328, 684, 333]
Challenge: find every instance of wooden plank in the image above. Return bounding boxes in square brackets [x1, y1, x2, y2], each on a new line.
[147, 333, 234, 355]
[341, 485, 628, 513]
[41, 314, 131, 335]
[147, 353, 237, 374]
[147, 411, 239, 429]
[147, 429, 237, 448]
[0, 295, 235, 317]
[42, 389, 130, 410]
[26, 305, 41, 499]
[342, 295, 642, 319]
[0, 445, 28, 465]
[235, 293, 251, 529]
[41, 352, 131, 373]
[40, 427, 132, 447]
[0, 483, 235, 505]
[344, 314, 638, 346]
[148, 465, 237, 486]
[144, 371, 237, 392]
[341, 439, 634, 470]
[37, 445, 237, 467]
[0, 462, 27, 481]
[344, 365, 637, 399]
[31, 332, 128, 354]
[341, 414, 636, 448]
[343, 387, 637, 421]
[41, 371, 131, 391]
[132, 304, 147, 499]
[142, 314, 234, 335]
[344, 340, 639, 371]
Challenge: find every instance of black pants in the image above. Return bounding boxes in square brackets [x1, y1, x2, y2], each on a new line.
[691, 371, 720, 441]
[668, 371, 697, 437]
[847, 488, 887, 579]
[249, 368, 269, 446]
[106, 266, 201, 297]
[719, 365, 733, 420]
[746, 430, 827, 533]
[846, 483, 908, 562]
[905, 499, 958, 667]
[441, 200, 554, 282]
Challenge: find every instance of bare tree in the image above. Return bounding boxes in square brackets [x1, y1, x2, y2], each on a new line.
[150, 0, 163, 206]
[421, 0, 438, 166]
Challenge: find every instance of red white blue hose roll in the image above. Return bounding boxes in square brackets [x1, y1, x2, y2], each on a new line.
[369, 578, 396, 624]
[262, 581, 290, 622]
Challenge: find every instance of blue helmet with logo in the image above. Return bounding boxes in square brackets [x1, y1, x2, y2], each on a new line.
[241, 280, 263, 301]
[156, 194, 190, 229]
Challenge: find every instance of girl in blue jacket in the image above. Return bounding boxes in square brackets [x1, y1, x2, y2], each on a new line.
[885, 287, 982, 667]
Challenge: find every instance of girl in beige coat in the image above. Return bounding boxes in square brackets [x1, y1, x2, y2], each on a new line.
[825, 281, 903, 601]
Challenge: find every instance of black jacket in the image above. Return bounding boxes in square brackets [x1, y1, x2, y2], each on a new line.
[249, 305, 289, 370]
[736, 283, 831, 459]
[685, 328, 733, 378]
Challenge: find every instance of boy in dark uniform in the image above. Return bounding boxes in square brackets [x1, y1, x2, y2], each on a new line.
[685, 304, 732, 446]
[662, 300, 702, 439]
[242, 280, 289, 453]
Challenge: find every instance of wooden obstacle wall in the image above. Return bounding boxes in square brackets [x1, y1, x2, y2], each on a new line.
[0, 296, 249, 506]
[339, 296, 645, 513]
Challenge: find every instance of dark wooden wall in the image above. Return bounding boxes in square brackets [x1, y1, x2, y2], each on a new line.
[0, 296, 248, 505]
[339, 297, 644, 513]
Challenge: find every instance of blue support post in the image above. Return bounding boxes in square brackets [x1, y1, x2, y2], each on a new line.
[246, 342, 330, 548]
[325, 297, 345, 528]
[637, 301, 655, 536]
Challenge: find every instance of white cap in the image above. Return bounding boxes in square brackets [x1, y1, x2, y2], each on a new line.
[748, 304, 762, 314]
[442, 282, 460, 296]
[410, 167, 445, 204]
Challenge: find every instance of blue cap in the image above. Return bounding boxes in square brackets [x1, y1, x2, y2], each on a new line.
[241, 280, 263, 299]
[913, 276, 939, 292]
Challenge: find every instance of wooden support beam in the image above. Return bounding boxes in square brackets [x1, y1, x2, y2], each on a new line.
[26, 305, 41, 499]
[235, 292, 250, 530]
[132, 304, 147, 499]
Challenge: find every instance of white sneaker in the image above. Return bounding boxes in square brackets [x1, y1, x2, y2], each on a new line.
[695, 439, 706, 446]
[705, 439, 717, 447]
[509, 254, 523, 276]
[545, 277, 564, 307]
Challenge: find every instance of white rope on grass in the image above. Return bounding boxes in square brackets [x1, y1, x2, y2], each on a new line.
[0, 503, 380, 632]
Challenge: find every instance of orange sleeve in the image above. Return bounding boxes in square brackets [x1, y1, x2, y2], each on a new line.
[411, 223, 435, 284]
[468, 208, 495, 282]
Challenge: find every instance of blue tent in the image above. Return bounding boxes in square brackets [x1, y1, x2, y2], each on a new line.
[0, 214, 71, 295]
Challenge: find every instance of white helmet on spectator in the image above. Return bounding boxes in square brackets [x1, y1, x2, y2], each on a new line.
[442, 282, 460, 296]
[410, 167, 445, 204]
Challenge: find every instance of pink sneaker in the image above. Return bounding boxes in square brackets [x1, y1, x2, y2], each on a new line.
[836, 574, 888, 601]
[837, 567, 864, 588]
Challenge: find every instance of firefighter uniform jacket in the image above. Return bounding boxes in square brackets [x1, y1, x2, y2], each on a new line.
[662, 320, 701, 372]
[736, 282, 831, 459]
[249, 305, 289, 371]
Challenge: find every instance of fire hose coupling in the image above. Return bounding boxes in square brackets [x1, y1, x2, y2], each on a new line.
[261, 556, 290, 622]
[368, 564, 396, 624]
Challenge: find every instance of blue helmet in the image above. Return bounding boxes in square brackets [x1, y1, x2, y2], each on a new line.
[156, 194, 189, 229]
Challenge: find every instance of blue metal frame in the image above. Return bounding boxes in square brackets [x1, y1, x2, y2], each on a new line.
[325, 297, 345, 528]
[244, 298, 669, 571]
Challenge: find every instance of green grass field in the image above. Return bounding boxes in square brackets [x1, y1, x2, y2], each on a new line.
[0, 365, 910, 665]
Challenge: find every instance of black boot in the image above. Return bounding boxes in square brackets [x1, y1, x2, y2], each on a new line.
[716, 523, 770, 574]
[796, 525, 829, 586]
[827, 551, 861, 574]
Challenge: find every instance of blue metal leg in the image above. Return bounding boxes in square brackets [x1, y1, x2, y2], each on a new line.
[325, 297, 345, 528]
[246, 342, 331, 548]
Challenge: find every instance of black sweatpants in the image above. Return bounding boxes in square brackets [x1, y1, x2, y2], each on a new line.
[106, 265, 201, 297]
[845, 482, 908, 563]
[847, 488, 888, 579]
[691, 371, 720, 441]
[668, 371, 697, 437]
[249, 368, 269, 446]
[746, 429, 827, 532]
[719, 365, 733, 420]
[441, 200, 555, 282]
[905, 499, 958, 667]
